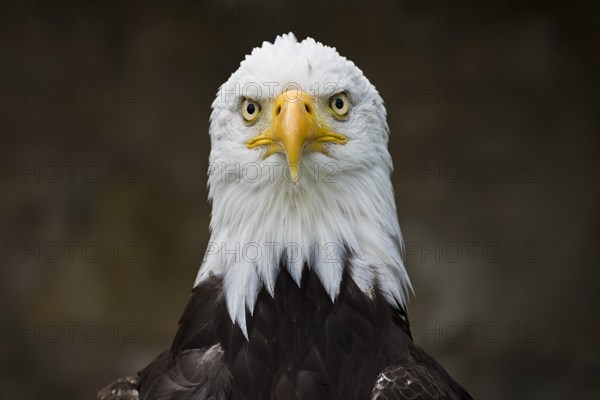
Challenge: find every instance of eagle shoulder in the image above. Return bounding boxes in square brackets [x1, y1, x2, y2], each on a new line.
[371, 348, 473, 400]
[97, 376, 139, 400]
[97, 345, 234, 400]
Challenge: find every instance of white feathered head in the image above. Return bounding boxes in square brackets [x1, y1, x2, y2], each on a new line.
[197, 33, 411, 337]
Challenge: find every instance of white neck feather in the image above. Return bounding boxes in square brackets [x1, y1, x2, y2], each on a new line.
[195, 154, 412, 338]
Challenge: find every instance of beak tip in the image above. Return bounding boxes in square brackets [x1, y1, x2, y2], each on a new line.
[289, 164, 299, 184]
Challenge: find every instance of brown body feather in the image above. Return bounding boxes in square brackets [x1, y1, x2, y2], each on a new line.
[98, 261, 471, 399]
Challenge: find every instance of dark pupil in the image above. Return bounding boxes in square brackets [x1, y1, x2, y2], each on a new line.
[247, 103, 255, 114]
[334, 98, 344, 110]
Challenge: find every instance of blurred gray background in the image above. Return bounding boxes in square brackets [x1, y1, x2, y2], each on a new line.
[1, 1, 599, 399]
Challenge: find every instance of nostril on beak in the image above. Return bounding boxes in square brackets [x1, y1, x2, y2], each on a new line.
[275, 105, 281, 116]
[304, 103, 311, 113]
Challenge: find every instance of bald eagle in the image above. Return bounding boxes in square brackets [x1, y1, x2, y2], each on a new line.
[98, 33, 472, 400]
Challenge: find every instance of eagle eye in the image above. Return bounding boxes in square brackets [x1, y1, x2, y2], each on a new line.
[329, 93, 349, 116]
[242, 99, 261, 122]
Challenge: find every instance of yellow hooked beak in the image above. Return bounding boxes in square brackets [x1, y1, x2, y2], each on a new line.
[246, 90, 347, 182]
